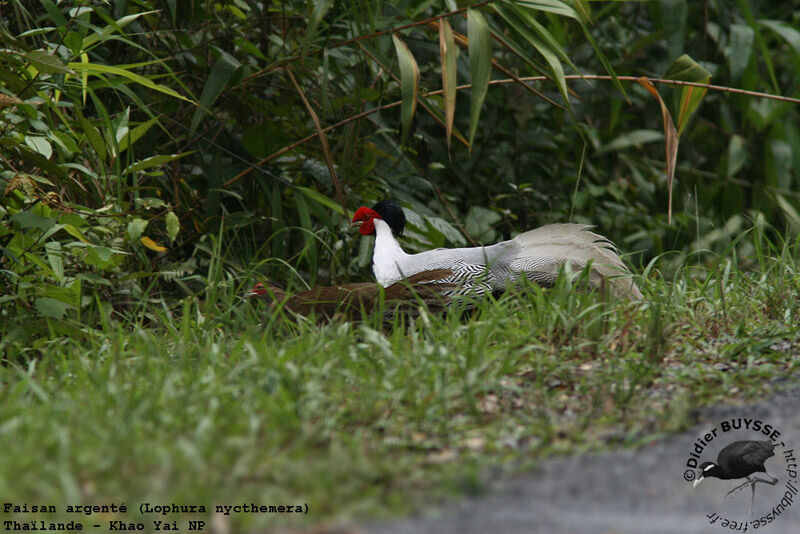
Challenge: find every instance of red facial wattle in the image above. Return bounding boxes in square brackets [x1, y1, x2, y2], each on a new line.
[351, 207, 381, 236]
[246, 282, 269, 297]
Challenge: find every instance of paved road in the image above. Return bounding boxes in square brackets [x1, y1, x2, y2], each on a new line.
[370, 384, 800, 534]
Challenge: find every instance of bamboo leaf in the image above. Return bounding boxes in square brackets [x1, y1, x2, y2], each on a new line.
[494, 4, 570, 107]
[45, 242, 64, 282]
[727, 135, 746, 178]
[663, 54, 711, 135]
[63, 224, 89, 244]
[505, 3, 579, 71]
[530, 0, 624, 98]
[758, 20, 800, 60]
[81, 10, 158, 50]
[392, 34, 419, 143]
[297, 186, 345, 216]
[302, 0, 333, 56]
[595, 130, 665, 155]
[439, 19, 458, 151]
[663, 54, 712, 82]
[774, 194, 800, 233]
[189, 51, 241, 136]
[35, 297, 71, 319]
[79, 115, 106, 160]
[735, 0, 779, 92]
[24, 136, 53, 159]
[68, 62, 195, 104]
[39, 0, 68, 27]
[514, 0, 579, 19]
[638, 77, 679, 224]
[166, 211, 180, 243]
[728, 24, 754, 81]
[118, 115, 160, 153]
[127, 218, 149, 241]
[467, 8, 491, 148]
[465, 206, 501, 243]
[79, 52, 89, 105]
[10, 212, 55, 232]
[576, 20, 626, 99]
[24, 49, 74, 74]
[123, 153, 191, 176]
[17, 146, 68, 180]
[767, 140, 792, 189]
[427, 216, 467, 247]
[660, 0, 687, 61]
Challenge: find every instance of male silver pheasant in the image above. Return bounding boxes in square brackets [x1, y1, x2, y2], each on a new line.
[351, 200, 642, 300]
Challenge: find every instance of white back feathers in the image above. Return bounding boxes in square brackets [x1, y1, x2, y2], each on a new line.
[507, 223, 643, 300]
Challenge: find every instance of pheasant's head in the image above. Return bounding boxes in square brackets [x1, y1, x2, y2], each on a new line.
[351, 200, 405, 236]
[243, 281, 285, 301]
[351, 206, 381, 236]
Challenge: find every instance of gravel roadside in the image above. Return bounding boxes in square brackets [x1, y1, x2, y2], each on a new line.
[369, 384, 800, 534]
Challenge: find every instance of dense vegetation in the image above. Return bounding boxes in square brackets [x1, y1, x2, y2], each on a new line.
[0, 0, 799, 530]
[2, 0, 799, 345]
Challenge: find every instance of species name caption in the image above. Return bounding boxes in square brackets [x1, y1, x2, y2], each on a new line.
[1, 503, 309, 531]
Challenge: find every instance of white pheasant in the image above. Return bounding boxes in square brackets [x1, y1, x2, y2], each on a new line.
[351, 200, 642, 300]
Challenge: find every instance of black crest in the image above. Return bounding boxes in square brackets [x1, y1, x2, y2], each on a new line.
[371, 200, 406, 236]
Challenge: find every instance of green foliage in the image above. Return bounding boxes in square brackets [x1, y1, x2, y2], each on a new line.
[0, 0, 798, 342]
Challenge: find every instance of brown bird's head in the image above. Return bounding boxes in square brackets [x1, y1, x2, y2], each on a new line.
[351, 200, 406, 237]
[243, 281, 286, 301]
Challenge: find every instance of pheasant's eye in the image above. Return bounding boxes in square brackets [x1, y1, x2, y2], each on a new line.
[253, 282, 264, 289]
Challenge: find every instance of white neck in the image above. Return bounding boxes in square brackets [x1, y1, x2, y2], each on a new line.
[372, 219, 409, 286]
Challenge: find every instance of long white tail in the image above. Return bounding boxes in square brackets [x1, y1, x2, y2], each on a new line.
[508, 223, 643, 300]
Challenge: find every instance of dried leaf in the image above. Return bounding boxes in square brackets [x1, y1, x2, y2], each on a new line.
[439, 19, 457, 151]
[141, 236, 167, 252]
[638, 77, 679, 224]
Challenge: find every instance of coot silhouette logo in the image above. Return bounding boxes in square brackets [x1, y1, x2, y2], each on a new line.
[683, 417, 798, 529]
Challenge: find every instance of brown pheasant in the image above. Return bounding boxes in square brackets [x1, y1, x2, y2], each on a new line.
[245, 269, 457, 320]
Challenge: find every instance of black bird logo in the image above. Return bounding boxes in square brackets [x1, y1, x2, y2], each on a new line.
[693, 440, 779, 515]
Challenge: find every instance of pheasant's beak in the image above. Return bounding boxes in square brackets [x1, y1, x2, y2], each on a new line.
[693, 477, 703, 488]
[350, 220, 362, 229]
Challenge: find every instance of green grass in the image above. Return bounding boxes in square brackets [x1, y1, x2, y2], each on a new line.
[1, 237, 799, 532]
